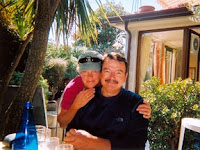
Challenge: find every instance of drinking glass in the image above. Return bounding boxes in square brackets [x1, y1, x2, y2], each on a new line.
[46, 128, 51, 140]
[46, 137, 60, 150]
[56, 144, 74, 150]
[36, 125, 46, 150]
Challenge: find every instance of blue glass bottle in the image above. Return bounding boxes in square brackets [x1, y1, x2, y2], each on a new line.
[12, 102, 38, 150]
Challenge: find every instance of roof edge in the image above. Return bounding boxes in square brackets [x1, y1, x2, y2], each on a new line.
[108, 7, 192, 24]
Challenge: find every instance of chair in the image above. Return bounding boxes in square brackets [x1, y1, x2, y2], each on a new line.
[178, 118, 200, 150]
[47, 100, 58, 136]
[55, 93, 67, 141]
[32, 86, 48, 127]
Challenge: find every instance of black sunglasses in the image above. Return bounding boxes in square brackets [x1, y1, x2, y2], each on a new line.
[78, 57, 102, 63]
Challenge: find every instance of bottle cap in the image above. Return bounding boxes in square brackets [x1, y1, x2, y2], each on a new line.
[25, 102, 32, 108]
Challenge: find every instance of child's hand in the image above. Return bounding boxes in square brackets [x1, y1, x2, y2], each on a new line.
[136, 100, 151, 119]
[71, 88, 95, 110]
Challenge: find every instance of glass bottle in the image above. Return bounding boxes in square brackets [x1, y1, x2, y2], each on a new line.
[12, 102, 38, 150]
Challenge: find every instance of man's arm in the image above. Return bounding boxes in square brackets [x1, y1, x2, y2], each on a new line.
[57, 88, 95, 128]
[109, 98, 149, 149]
[110, 117, 148, 149]
[64, 129, 111, 150]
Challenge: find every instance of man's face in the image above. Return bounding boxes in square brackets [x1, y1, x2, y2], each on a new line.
[80, 70, 100, 89]
[100, 58, 127, 96]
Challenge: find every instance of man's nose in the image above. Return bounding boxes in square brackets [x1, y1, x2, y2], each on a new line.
[109, 72, 116, 78]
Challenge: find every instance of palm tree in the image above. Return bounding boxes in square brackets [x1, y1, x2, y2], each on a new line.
[0, 0, 35, 130]
[0, 0, 108, 139]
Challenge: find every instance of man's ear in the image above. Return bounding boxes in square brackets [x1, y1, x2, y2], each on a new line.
[125, 73, 128, 81]
[124, 73, 128, 83]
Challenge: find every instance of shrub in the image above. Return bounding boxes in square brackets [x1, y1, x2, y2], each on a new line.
[42, 58, 68, 100]
[37, 76, 50, 100]
[64, 56, 79, 81]
[9, 71, 24, 85]
[44, 44, 81, 100]
[10, 71, 50, 100]
[140, 77, 200, 150]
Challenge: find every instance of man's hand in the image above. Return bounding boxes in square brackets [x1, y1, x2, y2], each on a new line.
[136, 100, 151, 119]
[64, 129, 111, 150]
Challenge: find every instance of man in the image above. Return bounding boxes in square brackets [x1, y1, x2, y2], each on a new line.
[58, 51, 151, 129]
[64, 52, 149, 150]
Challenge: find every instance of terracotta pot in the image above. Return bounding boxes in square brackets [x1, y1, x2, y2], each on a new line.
[139, 5, 155, 13]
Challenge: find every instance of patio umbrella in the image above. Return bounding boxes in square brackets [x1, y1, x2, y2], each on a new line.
[157, 0, 200, 8]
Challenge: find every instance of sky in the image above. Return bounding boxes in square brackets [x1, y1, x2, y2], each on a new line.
[88, 0, 163, 13]
[49, 0, 163, 45]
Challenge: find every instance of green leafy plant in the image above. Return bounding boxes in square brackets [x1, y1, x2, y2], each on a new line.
[140, 77, 200, 150]
[64, 56, 79, 81]
[9, 71, 24, 85]
[73, 1, 127, 53]
[42, 58, 68, 100]
[10, 71, 49, 100]
[43, 43, 80, 100]
[37, 76, 50, 101]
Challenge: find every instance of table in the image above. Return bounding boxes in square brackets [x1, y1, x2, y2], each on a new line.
[178, 118, 200, 150]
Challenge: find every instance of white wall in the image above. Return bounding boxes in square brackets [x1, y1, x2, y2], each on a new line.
[126, 30, 139, 92]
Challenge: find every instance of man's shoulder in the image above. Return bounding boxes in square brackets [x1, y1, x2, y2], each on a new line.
[121, 88, 142, 100]
[120, 89, 145, 120]
[120, 88, 143, 109]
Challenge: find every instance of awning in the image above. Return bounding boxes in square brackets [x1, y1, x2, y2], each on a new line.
[157, 0, 200, 8]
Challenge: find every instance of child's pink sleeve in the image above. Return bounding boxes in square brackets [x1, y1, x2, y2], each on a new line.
[61, 76, 84, 110]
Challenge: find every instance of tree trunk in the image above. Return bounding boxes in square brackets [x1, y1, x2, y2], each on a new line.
[0, 32, 33, 141]
[0, 0, 61, 139]
[0, 32, 33, 113]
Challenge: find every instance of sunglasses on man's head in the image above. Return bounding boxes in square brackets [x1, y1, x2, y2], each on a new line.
[78, 57, 102, 63]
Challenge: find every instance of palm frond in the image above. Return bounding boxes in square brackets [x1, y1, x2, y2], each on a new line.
[0, 0, 36, 39]
[75, 0, 100, 45]
[54, 0, 101, 46]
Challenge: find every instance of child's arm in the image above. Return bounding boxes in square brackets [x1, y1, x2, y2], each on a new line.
[136, 100, 151, 119]
[58, 88, 95, 128]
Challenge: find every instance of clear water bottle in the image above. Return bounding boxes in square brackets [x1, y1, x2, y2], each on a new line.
[12, 102, 38, 150]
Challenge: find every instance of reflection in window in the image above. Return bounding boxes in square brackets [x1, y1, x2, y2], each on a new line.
[138, 31, 183, 92]
[165, 47, 173, 83]
[189, 33, 199, 81]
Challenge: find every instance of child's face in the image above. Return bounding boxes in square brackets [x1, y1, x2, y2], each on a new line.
[80, 70, 100, 89]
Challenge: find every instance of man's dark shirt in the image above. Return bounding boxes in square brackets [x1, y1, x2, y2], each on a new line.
[67, 86, 149, 150]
